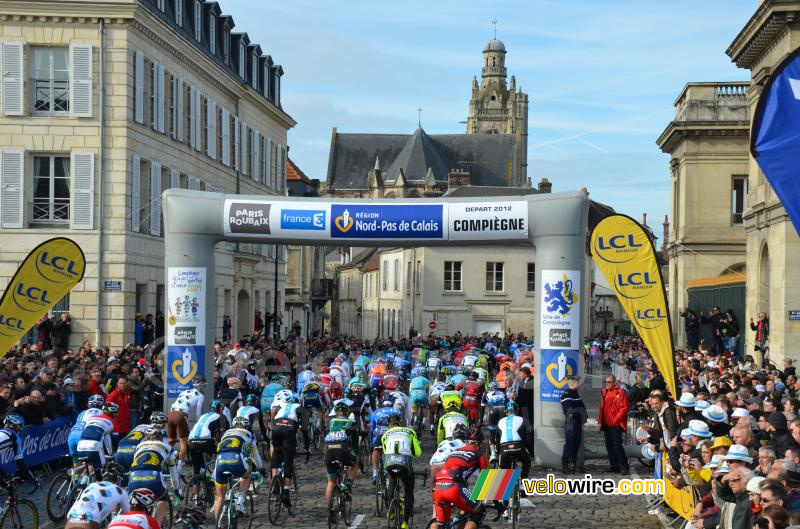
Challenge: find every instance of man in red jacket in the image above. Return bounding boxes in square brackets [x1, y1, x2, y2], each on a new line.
[599, 374, 629, 474]
[107, 376, 132, 448]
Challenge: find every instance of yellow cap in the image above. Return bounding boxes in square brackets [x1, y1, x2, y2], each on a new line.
[710, 436, 733, 450]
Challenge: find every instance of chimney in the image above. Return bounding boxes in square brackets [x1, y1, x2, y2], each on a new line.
[580, 187, 588, 194]
[537, 177, 552, 193]
[642, 213, 647, 226]
[447, 168, 470, 189]
[662, 214, 670, 253]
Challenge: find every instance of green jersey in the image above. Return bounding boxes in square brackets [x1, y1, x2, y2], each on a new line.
[325, 417, 358, 454]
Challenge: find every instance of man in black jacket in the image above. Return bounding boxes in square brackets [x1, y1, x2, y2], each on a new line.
[52, 312, 71, 354]
[560, 376, 587, 473]
[716, 467, 754, 529]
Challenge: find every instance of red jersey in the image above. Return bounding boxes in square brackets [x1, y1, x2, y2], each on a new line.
[107, 511, 160, 529]
[457, 380, 484, 403]
[383, 374, 400, 391]
[435, 443, 488, 483]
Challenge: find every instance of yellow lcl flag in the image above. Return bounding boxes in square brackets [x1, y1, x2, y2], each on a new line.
[591, 215, 677, 398]
[0, 238, 86, 354]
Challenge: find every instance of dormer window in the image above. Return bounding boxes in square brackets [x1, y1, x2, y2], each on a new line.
[252, 54, 258, 90]
[223, 28, 229, 64]
[209, 15, 216, 54]
[175, 0, 183, 25]
[194, 0, 202, 42]
[157, 0, 165, 11]
[274, 71, 280, 106]
[239, 42, 246, 78]
[263, 64, 270, 97]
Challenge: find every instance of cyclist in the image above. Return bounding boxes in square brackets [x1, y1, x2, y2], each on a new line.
[300, 374, 331, 445]
[409, 369, 431, 429]
[426, 352, 441, 381]
[382, 414, 422, 529]
[212, 416, 265, 518]
[106, 489, 160, 529]
[128, 426, 179, 526]
[369, 398, 403, 484]
[188, 400, 229, 477]
[497, 401, 531, 520]
[260, 374, 286, 413]
[346, 380, 371, 433]
[432, 430, 489, 529]
[437, 400, 469, 445]
[217, 377, 243, 414]
[457, 371, 485, 426]
[69, 394, 105, 464]
[77, 402, 118, 480]
[273, 378, 297, 406]
[0, 415, 34, 481]
[383, 366, 401, 394]
[485, 382, 508, 463]
[428, 423, 468, 519]
[390, 390, 412, 425]
[269, 394, 306, 511]
[168, 376, 206, 477]
[238, 359, 261, 400]
[236, 393, 268, 442]
[297, 363, 315, 391]
[114, 420, 151, 474]
[324, 401, 359, 525]
[65, 463, 129, 529]
[428, 373, 448, 436]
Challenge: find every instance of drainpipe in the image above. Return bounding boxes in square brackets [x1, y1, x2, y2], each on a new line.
[95, 18, 105, 347]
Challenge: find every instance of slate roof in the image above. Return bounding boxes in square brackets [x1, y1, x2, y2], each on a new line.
[326, 127, 518, 190]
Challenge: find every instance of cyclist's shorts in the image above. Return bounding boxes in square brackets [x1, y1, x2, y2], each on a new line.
[302, 395, 322, 408]
[67, 431, 82, 460]
[410, 391, 428, 407]
[433, 481, 479, 523]
[214, 451, 250, 486]
[128, 470, 166, 499]
[167, 410, 189, 439]
[324, 446, 355, 478]
[383, 453, 412, 474]
[76, 440, 105, 470]
[371, 426, 387, 448]
[113, 446, 136, 471]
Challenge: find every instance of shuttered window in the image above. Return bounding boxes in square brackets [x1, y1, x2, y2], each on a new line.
[221, 109, 230, 166]
[134, 50, 144, 123]
[70, 151, 94, 229]
[131, 154, 141, 232]
[69, 43, 92, 117]
[189, 86, 196, 148]
[32, 155, 70, 224]
[31, 47, 69, 113]
[264, 136, 271, 188]
[150, 162, 162, 236]
[170, 168, 180, 189]
[241, 121, 248, 176]
[0, 149, 24, 228]
[233, 116, 240, 171]
[206, 98, 216, 159]
[252, 130, 259, 182]
[1, 42, 24, 116]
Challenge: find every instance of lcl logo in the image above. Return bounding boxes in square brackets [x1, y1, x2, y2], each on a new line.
[12, 282, 52, 312]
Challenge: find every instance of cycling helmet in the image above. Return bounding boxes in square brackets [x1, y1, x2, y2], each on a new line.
[193, 376, 207, 388]
[387, 414, 403, 427]
[488, 381, 499, 390]
[344, 386, 353, 398]
[334, 401, 350, 415]
[248, 359, 258, 368]
[88, 395, 105, 408]
[245, 394, 259, 406]
[227, 377, 241, 388]
[210, 400, 224, 413]
[440, 367, 452, 376]
[178, 507, 206, 527]
[506, 401, 519, 414]
[303, 363, 313, 371]
[101, 462, 124, 483]
[311, 374, 321, 382]
[144, 425, 164, 439]
[444, 382, 455, 391]
[382, 399, 394, 408]
[103, 402, 120, 416]
[232, 416, 250, 429]
[3, 415, 24, 430]
[150, 411, 168, 425]
[129, 488, 157, 510]
[453, 423, 469, 440]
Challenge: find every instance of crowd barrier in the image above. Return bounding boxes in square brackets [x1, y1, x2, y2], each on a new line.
[0, 412, 77, 474]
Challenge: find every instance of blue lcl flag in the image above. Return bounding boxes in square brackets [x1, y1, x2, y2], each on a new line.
[752, 51, 800, 235]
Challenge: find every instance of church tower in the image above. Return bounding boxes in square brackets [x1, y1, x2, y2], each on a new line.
[467, 38, 529, 186]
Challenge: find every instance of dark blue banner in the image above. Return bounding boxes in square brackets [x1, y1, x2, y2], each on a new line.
[167, 345, 205, 397]
[330, 204, 443, 239]
[0, 412, 77, 473]
[752, 51, 800, 235]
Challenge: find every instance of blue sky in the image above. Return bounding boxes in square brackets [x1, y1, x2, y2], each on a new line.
[227, 0, 755, 226]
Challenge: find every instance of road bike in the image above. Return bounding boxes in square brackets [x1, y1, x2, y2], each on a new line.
[0, 476, 40, 529]
[46, 461, 89, 522]
[412, 402, 427, 435]
[327, 462, 352, 529]
[385, 459, 407, 529]
[183, 459, 216, 510]
[309, 408, 323, 451]
[424, 501, 502, 529]
[216, 472, 253, 529]
[267, 448, 298, 525]
[357, 431, 371, 474]
[374, 454, 387, 517]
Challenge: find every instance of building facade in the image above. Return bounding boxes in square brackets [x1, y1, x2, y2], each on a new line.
[0, 0, 293, 349]
[726, 0, 800, 363]
[657, 82, 750, 346]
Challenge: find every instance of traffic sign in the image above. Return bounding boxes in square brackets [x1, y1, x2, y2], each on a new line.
[429, 321, 437, 330]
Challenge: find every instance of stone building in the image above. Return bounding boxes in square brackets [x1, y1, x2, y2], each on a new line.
[0, 0, 293, 348]
[657, 82, 750, 347]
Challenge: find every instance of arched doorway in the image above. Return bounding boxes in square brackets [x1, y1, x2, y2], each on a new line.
[237, 289, 251, 341]
[758, 243, 770, 316]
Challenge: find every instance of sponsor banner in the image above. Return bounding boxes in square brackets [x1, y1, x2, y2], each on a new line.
[591, 215, 676, 397]
[0, 412, 78, 473]
[448, 201, 528, 241]
[661, 450, 695, 520]
[539, 270, 580, 350]
[273, 201, 330, 240]
[224, 200, 271, 235]
[167, 267, 206, 397]
[0, 238, 85, 354]
[540, 348, 579, 402]
[330, 204, 444, 239]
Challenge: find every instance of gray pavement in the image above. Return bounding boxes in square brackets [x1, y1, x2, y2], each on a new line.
[33, 369, 662, 528]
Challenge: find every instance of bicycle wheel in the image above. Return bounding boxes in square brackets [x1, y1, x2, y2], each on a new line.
[512, 483, 521, 529]
[342, 486, 352, 526]
[161, 498, 174, 529]
[329, 493, 339, 529]
[184, 475, 207, 509]
[216, 502, 230, 529]
[267, 475, 284, 525]
[387, 497, 402, 529]
[424, 518, 438, 529]
[0, 500, 39, 529]
[375, 469, 386, 517]
[241, 492, 254, 529]
[45, 472, 71, 522]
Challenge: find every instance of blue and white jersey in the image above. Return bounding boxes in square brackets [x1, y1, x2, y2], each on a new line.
[429, 439, 466, 465]
[236, 405, 260, 424]
[297, 370, 314, 392]
[189, 411, 225, 441]
[0, 428, 23, 466]
[70, 408, 103, 434]
[486, 390, 507, 407]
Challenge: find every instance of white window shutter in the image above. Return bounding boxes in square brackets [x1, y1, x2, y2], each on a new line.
[131, 154, 141, 232]
[276, 144, 282, 192]
[69, 43, 93, 118]
[134, 51, 144, 123]
[157, 64, 165, 133]
[241, 121, 248, 176]
[170, 76, 177, 139]
[0, 149, 24, 228]
[221, 109, 230, 166]
[188, 86, 196, 148]
[1, 43, 24, 116]
[70, 151, 94, 229]
[265, 136, 272, 188]
[170, 168, 180, 188]
[188, 174, 198, 191]
[194, 90, 202, 151]
[207, 98, 216, 159]
[234, 116, 240, 171]
[150, 161, 162, 236]
[262, 135, 268, 185]
[252, 130, 259, 182]
[177, 77, 184, 142]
